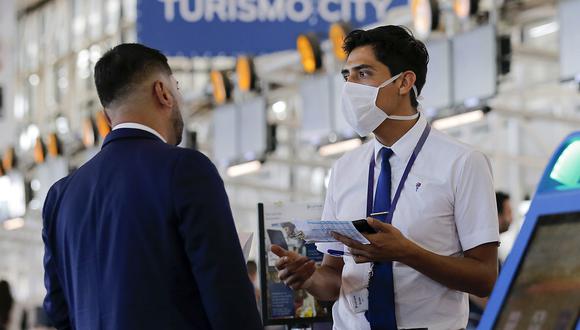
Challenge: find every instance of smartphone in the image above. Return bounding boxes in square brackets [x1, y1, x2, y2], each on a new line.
[352, 219, 377, 234]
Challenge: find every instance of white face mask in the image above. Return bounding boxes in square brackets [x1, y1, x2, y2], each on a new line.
[341, 73, 420, 137]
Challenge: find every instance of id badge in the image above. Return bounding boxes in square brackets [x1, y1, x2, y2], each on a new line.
[346, 288, 369, 313]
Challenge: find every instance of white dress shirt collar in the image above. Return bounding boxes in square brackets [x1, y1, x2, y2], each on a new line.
[113, 122, 167, 143]
[373, 113, 427, 165]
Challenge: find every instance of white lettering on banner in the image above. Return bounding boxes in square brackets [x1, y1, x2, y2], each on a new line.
[205, 0, 228, 21]
[319, 0, 341, 22]
[258, 0, 286, 21]
[178, 0, 204, 21]
[353, 0, 366, 21]
[159, 0, 395, 23]
[162, 0, 179, 20]
[239, 0, 258, 21]
[228, 0, 238, 20]
[372, 0, 392, 20]
[287, 0, 313, 22]
[341, 0, 351, 22]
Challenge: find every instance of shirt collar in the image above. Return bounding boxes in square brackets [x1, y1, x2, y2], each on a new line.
[113, 123, 167, 143]
[373, 113, 427, 164]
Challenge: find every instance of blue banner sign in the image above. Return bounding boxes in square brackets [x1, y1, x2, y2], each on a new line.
[138, 0, 408, 56]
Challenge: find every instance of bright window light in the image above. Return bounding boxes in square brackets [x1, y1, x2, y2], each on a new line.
[3, 218, 24, 231]
[318, 138, 363, 157]
[432, 110, 485, 130]
[227, 160, 262, 177]
[529, 21, 559, 39]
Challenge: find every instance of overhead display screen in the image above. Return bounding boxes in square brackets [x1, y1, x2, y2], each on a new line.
[559, 0, 580, 81]
[240, 97, 267, 159]
[452, 24, 497, 105]
[422, 38, 452, 111]
[0, 172, 26, 221]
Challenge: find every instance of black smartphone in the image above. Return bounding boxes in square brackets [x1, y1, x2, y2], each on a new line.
[352, 219, 377, 234]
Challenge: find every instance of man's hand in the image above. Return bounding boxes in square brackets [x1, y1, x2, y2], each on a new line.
[332, 217, 414, 264]
[271, 245, 316, 290]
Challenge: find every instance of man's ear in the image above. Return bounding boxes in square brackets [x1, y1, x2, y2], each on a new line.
[153, 80, 174, 110]
[399, 71, 417, 95]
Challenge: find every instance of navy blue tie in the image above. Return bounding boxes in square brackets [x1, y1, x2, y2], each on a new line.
[365, 147, 397, 330]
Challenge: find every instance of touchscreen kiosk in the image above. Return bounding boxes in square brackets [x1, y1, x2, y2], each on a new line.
[479, 132, 580, 330]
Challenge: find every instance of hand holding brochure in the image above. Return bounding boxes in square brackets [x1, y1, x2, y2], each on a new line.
[291, 220, 371, 244]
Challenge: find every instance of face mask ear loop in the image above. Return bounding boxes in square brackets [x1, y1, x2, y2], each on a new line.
[412, 85, 424, 101]
[377, 73, 402, 90]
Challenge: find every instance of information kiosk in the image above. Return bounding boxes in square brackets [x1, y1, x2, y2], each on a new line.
[479, 132, 580, 329]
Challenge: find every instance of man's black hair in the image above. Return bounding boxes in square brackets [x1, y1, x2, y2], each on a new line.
[496, 191, 510, 215]
[0, 280, 13, 326]
[94, 43, 172, 108]
[343, 25, 429, 108]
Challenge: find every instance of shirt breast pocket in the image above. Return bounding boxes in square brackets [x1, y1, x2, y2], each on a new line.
[396, 174, 456, 253]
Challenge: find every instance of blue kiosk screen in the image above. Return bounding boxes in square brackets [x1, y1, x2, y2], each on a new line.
[495, 211, 580, 329]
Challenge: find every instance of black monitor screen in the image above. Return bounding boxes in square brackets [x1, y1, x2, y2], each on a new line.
[495, 211, 580, 329]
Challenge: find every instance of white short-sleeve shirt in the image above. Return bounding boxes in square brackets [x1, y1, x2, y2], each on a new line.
[316, 114, 499, 330]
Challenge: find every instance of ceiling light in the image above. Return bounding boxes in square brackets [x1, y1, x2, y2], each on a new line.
[210, 70, 232, 105]
[272, 101, 287, 114]
[296, 33, 322, 74]
[236, 56, 257, 92]
[34, 137, 47, 164]
[411, 0, 440, 40]
[318, 138, 363, 157]
[83, 116, 97, 148]
[56, 115, 69, 134]
[227, 160, 262, 177]
[432, 109, 486, 130]
[2, 147, 16, 172]
[329, 22, 351, 61]
[28, 74, 40, 86]
[454, 0, 478, 19]
[529, 21, 559, 39]
[47, 133, 62, 157]
[31, 179, 41, 192]
[96, 111, 111, 138]
[3, 218, 24, 231]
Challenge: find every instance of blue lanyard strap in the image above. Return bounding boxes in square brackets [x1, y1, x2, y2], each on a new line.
[366, 124, 431, 223]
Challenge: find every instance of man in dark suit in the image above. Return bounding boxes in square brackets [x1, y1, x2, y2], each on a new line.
[42, 43, 262, 330]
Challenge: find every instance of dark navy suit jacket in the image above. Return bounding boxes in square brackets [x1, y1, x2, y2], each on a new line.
[42, 128, 262, 330]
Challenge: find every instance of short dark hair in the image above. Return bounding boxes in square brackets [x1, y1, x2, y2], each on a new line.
[0, 280, 13, 325]
[496, 191, 510, 214]
[94, 43, 172, 108]
[343, 25, 429, 108]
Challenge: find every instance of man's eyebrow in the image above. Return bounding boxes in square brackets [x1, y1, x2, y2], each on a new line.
[341, 64, 376, 74]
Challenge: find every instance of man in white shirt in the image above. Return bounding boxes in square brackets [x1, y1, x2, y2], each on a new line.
[271, 25, 499, 330]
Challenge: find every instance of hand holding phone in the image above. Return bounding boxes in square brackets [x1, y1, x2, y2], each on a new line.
[352, 219, 377, 234]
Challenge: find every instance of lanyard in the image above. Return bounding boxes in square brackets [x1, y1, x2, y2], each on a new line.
[366, 124, 431, 223]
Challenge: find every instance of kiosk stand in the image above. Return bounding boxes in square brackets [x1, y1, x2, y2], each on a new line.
[479, 132, 580, 329]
